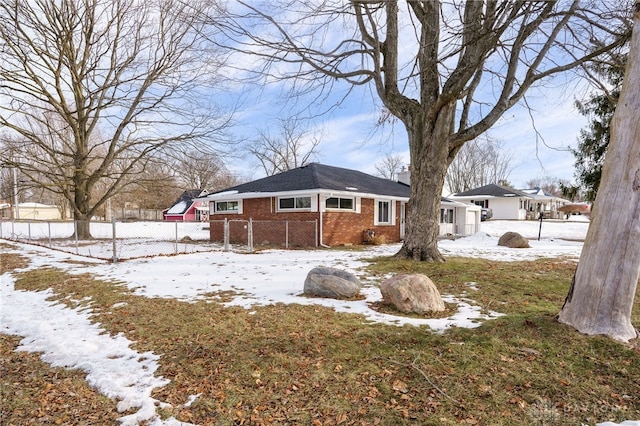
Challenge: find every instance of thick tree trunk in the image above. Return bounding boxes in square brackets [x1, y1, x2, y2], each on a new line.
[395, 105, 454, 262]
[73, 173, 94, 240]
[74, 217, 93, 240]
[395, 159, 447, 262]
[558, 4, 640, 342]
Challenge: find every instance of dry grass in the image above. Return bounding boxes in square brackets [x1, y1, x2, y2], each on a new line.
[0, 334, 121, 425]
[2, 245, 640, 425]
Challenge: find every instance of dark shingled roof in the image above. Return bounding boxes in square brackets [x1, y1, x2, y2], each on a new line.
[212, 163, 410, 198]
[454, 183, 531, 198]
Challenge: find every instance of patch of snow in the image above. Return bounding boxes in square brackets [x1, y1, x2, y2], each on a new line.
[2, 219, 637, 426]
[184, 394, 202, 407]
[0, 274, 176, 426]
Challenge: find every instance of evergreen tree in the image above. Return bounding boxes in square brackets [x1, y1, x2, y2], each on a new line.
[572, 59, 626, 202]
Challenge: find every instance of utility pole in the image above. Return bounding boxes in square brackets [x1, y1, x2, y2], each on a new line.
[13, 167, 19, 219]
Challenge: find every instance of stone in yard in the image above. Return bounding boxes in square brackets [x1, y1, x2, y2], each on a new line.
[498, 231, 530, 248]
[304, 267, 362, 299]
[380, 274, 445, 314]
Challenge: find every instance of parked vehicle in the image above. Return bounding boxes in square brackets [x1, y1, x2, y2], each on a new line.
[481, 207, 493, 221]
[558, 203, 590, 218]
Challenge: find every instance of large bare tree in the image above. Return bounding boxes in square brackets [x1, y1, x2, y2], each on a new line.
[248, 117, 321, 176]
[0, 0, 231, 238]
[558, 1, 640, 342]
[446, 136, 513, 194]
[212, 0, 631, 261]
[169, 149, 241, 191]
[375, 153, 406, 180]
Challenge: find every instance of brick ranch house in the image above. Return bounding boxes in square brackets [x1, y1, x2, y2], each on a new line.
[198, 163, 480, 248]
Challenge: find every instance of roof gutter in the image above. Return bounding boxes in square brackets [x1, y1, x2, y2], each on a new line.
[199, 189, 410, 203]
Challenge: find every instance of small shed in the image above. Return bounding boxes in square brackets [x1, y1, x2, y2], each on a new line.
[163, 189, 209, 222]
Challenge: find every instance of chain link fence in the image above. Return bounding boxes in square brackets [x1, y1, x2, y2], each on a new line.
[210, 219, 318, 251]
[0, 219, 217, 262]
[1, 218, 319, 262]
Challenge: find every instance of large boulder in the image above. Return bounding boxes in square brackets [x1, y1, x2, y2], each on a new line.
[498, 231, 530, 248]
[380, 274, 445, 314]
[304, 267, 362, 299]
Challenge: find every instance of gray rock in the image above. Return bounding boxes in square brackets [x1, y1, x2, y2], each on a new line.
[304, 267, 362, 299]
[380, 274, 445, 313]
[498, 231, 530, 248]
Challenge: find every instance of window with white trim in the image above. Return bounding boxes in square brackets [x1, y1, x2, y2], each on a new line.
[326, 197, 354, 210]
[440, 208, 454, 223]
[374, 200, 394, 225]
[278, 196, 311, 211]
[214, 200, 240, 213]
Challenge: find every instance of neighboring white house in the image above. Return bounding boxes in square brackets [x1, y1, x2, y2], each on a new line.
[520, 187, 571, 219]
[0, 202, 11, 219]
[16, 202, 62, 220]
[450, 184, 534, 220]
[451, 184, 571, 220]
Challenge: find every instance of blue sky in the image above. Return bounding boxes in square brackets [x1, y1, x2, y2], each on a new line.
[219, 2, 601, 191]
[228, 77, 589, 191]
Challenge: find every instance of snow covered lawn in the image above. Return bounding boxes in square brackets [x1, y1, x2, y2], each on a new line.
[2, 217, 638, 425]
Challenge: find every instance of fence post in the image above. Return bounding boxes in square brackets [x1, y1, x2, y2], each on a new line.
[285, 221, 289, 249]
[223, 218, 229, 251]
[248, 218, 253, 252]
[175, 221, 178, 254]
[315, 219, 318, 247]
[27, 221, 31, 241]
[112, 218, 117, 263]
[48, 221, 52, 247]
[74, 221, 79, 254]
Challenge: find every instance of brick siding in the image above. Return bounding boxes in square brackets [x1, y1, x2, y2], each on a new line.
[208, 196, 402, 247]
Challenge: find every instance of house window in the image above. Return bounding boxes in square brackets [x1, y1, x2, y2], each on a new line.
[215, 200, 239, 213]
[326, 197, 354, 210]
[440, 208, 454, 223]
[374, 200, 394, 225]
[378, 201, 390, 223]
[278, 196, 311, 210]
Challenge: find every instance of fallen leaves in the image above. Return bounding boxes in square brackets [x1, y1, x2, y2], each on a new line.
[392, 379, 409, 394]
[5, 253, 640, 425]
[0, 334, 121, 425]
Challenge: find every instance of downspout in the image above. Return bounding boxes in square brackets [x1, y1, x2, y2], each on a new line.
[319, 193, 329, 248]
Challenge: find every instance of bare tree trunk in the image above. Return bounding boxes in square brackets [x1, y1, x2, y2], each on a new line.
[70, 161, 94, 239]
[74, 182, 93, 239]
[397, 159, 447, 262]
[74, 217, 92, 240]
[0, 1, 231, 240]
[558, 2, 640, 342]
[212, 2, 630, 261]
[395, 106, 454, 262]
